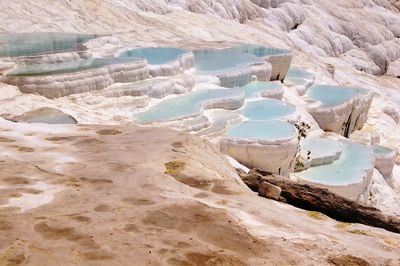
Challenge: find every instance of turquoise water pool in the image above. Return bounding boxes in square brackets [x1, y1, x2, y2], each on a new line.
[240, 99, 295, 120]
[287, 68, 314, 80]
[242, 81, 280, 98]
[119, 47, 188, 65]
[0, 32, 97, 57]
[372, 145, 393, 155]
[296, 141, 374, 185]
[226, 120, 296, 140]
[136, 88, 244, 123]
[226, 43, 291, 58]
[306, 85, 361, 107]
[285, 77, 309, 87]
[7, 57, 139, 76]
[300, 137, 342, 166]
[300, 137, 341, 157]
[193, 49, 263, 75]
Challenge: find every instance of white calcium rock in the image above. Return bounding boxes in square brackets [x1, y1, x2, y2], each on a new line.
[101, 75, 194, 99]
[149, 52, 194, 77]
[220, 121, 298, 176]
[0, 59, 150, 99]
[373, 146, 397, 180]
[383, 106, 400, 124]
[306, 90, 373, 137]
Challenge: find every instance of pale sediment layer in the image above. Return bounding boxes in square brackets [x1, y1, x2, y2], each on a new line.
[0, 59, 150, 98]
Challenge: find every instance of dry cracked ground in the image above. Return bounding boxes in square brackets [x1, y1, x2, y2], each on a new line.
[0, 119, 399, 265]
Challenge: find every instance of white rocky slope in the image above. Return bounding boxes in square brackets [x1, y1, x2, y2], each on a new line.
[1, 0, 400, 74]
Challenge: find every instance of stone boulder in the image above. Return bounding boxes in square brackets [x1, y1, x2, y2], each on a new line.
[258, 181, 281, 200]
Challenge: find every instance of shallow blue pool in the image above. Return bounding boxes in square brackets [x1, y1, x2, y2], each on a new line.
[226, 120, 296, 140]
[242, 81, 280, 98]
[287, 68, 314, 80]
[193, 49, 263, 75]
[284, 77, 309, 87]
[296, 141, 374, 185]
[306, 85, 361, 107]
[119, 47, 188, 65]
[372, 145, 393, 155]
[226, 43, 291, 58]
[241, 99, 295, 120]
[0, 32, 97, 57]
[7, 57, 140, 76]
[136, 88, 244, 123]
[300, 137, 341, 157]
[300, 137, 342, 165]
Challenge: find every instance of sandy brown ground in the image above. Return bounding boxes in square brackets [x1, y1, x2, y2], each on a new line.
[0, 119, 399, 265]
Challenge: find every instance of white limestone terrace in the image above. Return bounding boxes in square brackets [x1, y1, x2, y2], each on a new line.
[284, 67, 315, 96]
[0, 57, 150, 99]
[134, 86, 245, 123]
[220, 120, 298, 176]
[0, 35, 194, 99]
[295, 140, 376, 201]
[242, 81, 284, 99]
[299, 136, 342, 168]
[117, 47, 194, 77]
[90, 75, 195, 99]
[0, 32, 100, 76]
[240, 98, 299, 123]
[171, 115, 211, 132]
[197, 109, 241, 138]
[0, 32, 99, 58]
[373, 144, 397, 180]
[303, 84, 374, 137]
[193, 48, 272, 88]
[227, 43, 293, 81]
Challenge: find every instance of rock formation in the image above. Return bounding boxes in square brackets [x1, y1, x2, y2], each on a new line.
[240, 169, 400, 233]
